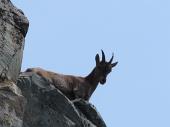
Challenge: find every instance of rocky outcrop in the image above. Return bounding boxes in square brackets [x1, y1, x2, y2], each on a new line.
[0, 0, 107, 127]
[0, 72, 107, 127]
[17, 72, 106, 127]
[0, 0, 29, 82]
[0, 0, 28, 126]
[0, 73, 107, 127]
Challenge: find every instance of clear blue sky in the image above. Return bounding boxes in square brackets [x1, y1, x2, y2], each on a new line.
[12, 0, 170, 127]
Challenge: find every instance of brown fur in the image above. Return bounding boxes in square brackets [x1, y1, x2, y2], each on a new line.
[25, 50, 118, 101]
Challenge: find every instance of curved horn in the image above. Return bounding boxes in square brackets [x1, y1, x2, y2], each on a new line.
[101, 50, 105, 62]
[109, 53, 114, 64]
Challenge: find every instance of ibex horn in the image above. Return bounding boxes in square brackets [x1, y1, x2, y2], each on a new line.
[101, 50, 105, 62]
[109, 53, 114, 64]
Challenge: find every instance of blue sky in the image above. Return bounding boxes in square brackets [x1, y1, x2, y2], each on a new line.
[12, 0, 170, 127]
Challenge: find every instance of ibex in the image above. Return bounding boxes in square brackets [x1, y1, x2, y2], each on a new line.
[26, 50, 118, 101]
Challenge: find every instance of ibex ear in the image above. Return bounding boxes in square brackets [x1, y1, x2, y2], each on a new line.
[95, 54, 100, 66]
[111, 62, 118, 67]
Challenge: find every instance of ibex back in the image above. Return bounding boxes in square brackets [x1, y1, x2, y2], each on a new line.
[26, 50, 118, 101]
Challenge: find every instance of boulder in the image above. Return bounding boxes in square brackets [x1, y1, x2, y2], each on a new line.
[73, 99, 107, 127]
[16, 72, 107, 127]
[0, 0, 29, 82]
[0, 81, 26, 127]
[0, 0, 29, 126]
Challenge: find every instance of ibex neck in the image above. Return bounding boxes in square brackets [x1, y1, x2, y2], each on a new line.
[85, 68, 99, 86]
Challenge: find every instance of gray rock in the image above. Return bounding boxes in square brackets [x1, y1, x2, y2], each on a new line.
[16, 72, 106, 127]
[0, 0, 29, 82]
[73, 99, 107, 127]
[0, 82, 26, 127]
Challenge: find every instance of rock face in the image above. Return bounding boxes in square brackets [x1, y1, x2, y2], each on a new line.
[0, 81, 26, 127]
[0, 0, 29, 82]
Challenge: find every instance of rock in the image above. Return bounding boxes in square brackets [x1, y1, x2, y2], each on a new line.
[0, 81, 26, 127]
[0, 0, 28, 126]
[0, 0, 29, 82]
[16, 72, 107, 127]
[0, 0, 29, 127]
[73, 99, 107, 127]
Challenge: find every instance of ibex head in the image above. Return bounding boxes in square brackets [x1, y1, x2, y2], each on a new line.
[95, 50, 118, 85]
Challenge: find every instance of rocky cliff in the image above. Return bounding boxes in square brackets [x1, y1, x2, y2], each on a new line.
[0, 0, 107, 127]
[0, 72, 107, 127]
[0, 0, 29, 82]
